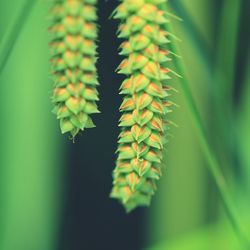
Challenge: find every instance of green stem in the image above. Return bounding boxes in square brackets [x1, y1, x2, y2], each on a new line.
[212, 0, 242, 169]
[169, 1, 213, 72]
[0, 0, 37, 75]
[162, 3, 249, 249]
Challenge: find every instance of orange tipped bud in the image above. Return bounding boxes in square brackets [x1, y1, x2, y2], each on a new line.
[111, 0, 176, 212]
[50, 0, 99, 138]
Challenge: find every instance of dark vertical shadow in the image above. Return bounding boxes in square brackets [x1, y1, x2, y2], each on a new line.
[233, 0, 250, 189]
[57, 1, 145, 250]
[234, 0, 250, 105]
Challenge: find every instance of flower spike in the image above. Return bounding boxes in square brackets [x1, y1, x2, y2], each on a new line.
[110, 0, 176, 212]
[50, 0, 100, 138]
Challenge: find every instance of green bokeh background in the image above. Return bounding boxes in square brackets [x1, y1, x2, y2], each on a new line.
[0, 1, 249, 250]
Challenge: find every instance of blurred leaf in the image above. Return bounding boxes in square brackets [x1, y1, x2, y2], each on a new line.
[238, 51, 250, 194]
[159, 2, 249, 248]
[145, 219, 243, 250]
[0, 1, 63, 250]
[169, 1, 213, 71]
[0, 0, 37, 75]
[211, 0, 242, 168]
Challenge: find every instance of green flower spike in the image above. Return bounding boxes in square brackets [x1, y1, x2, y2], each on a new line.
[110, 0, 175, 212]
[50, 0, 100, 138]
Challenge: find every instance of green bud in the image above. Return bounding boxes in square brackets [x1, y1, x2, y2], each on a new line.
[50, 0, 100, 138]
[111, 0, 176, 212]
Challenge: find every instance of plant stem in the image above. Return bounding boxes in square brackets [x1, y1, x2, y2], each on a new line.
[169, 1, 213, 72]
[211, 0, 242, 171]
[0, 0, 38, 75]
[162, 2, 249, 249]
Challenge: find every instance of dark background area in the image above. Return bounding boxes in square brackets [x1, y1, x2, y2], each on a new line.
[57, 1, 145, 250]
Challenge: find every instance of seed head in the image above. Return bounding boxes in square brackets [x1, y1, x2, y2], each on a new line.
[110, 0, 174, 212]
[50, 0, 100, 138]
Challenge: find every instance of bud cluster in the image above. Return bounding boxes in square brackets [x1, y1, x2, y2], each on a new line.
[50, 0, 99, 137]
[110, 0, 174, 212]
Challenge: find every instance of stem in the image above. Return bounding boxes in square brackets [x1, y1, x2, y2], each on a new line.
[162, 2, 249, 249]
[0, 0, 38, 75]
[212, 0, 242, 170]
[169, 1, 213, 72]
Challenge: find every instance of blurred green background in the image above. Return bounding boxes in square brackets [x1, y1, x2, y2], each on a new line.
[0, 0, 249, 250]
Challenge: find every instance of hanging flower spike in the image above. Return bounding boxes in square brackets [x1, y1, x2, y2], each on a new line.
[50, 0, 100, 138]
[110, 0, 175, 212]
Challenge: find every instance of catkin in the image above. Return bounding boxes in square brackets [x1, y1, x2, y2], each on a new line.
[110, 0, 173, 212]
[50, 0, 99, 138]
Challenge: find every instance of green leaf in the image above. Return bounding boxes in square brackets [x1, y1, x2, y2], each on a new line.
[0, 0, 38, 75]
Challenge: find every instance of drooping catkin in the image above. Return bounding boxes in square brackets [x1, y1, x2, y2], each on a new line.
[110, 0, 174, 212]
[50, 0, 99, 138]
